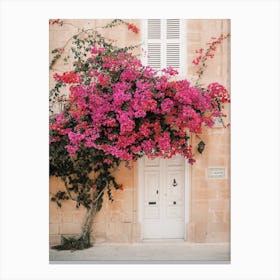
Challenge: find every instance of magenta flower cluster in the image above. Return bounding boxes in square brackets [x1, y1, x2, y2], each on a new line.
[50, 46, 230, 164]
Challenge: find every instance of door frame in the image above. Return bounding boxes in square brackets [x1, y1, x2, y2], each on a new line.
[137, 157, 190, 241]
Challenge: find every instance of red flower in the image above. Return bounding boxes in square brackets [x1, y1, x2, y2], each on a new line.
[195, 48, 204, 54]
[207, 82, 230, 103]
[188, 158, 196, 165]
[118, 184, 124, 191]
[49, 19, 63, 26]
[192, 55, 202, 65]
[53, 71, 81, 84]
[127, 23, 139, 34]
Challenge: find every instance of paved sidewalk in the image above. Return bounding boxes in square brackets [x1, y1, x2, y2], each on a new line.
[50, 242, 230, 264]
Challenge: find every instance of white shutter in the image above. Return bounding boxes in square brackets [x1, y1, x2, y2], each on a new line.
[166, 19, 180, 39]
[166, 43, 180, 69]
[147, 19, 161, 70]
[147, 43, 161, 70]
[146, 19, 184, 73]
[148, 19, 161, 39]
[166, 19, 181, 71]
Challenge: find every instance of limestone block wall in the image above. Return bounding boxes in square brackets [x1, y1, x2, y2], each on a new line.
[49, 163, 139, 245]
[187, 19, 230, 242]
[49, 19, 230, 245]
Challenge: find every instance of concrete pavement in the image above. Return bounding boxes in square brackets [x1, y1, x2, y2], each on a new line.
[50, 242, 230, 264]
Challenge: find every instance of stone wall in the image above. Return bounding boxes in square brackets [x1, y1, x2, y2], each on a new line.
[49, 162, 140, 245]
[187, 19, 230, 242]
[49, 19, 230, 245]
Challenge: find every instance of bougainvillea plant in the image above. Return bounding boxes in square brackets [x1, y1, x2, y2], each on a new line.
[49, 19, 230, 250]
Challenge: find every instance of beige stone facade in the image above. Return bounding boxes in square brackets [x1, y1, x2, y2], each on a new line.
[49, 19, 230, 245]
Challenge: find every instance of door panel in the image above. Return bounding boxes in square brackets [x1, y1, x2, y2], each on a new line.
[166, 172, 184, 208]
[144, 157, 160, 167]
[144, 171, 160, 219]
[163, 170, 185, 238]
[141, 156, 186, 239]
[166, 155, 185, 167]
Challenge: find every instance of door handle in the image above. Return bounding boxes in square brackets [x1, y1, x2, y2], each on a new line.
[156, 190, 159, 194]
[149, 201, 156, 205]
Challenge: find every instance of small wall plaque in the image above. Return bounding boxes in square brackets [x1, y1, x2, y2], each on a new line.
[208, 167, 226, 179]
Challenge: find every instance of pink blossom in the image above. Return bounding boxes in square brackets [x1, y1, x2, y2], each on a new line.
[120, 69, 139, 81]
[207, 82, 230, 103]
[50, 44, 230, 165]
[65, 145, 78, 156]
[141, 140, 155, 154]
[97, 73, 110, 87]
[157, 132, 171, 151]
[118, 113, 135, 134]
[139, 122, 152, 137]
[161, 98, 174, 113]
[91, 46, 106, 55]
[162, 66, 178, 76]
[104, 159, 113, 164]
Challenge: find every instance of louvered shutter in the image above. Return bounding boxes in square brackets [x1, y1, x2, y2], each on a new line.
[148, 19, 161, 39]
[166, 43, 180, 69]
[166, 19, 180, 39]
[147, 19, 161, 70]
[166, 19, 181, 70]
[146, 19, 183, 74]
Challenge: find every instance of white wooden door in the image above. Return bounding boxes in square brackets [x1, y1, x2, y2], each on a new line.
[141, 155, 185, 239]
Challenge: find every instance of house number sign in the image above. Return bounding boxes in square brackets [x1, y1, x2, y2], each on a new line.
[207, 167, 226, 179]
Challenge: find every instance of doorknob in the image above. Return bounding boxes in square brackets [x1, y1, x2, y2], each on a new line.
[156, 190, 159, 194]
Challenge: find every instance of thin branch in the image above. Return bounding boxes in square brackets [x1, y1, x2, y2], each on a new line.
[93, 188, 105, 203]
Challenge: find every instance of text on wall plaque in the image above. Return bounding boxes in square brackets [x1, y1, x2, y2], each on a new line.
[208, 167, 226, 179]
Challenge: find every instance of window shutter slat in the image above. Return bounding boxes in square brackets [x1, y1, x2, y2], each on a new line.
[148, 19, 161, 39]
[166, 19, 180, 39]
[166, 43, 180, 69]
[147, 43, 161, 70]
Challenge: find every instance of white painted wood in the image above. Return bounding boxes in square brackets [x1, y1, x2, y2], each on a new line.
[140, 155, 186, 239]
[143, 19, 185, 75]
[138, 19, 189, 240]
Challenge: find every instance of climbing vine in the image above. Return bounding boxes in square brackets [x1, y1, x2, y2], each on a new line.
[49, 19, 230, 250]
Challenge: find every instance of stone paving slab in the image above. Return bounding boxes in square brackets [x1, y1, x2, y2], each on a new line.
[50, 242, 230, 264]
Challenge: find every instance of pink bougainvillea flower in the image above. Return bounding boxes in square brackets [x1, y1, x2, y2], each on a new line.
[188, 158, 196, 165]
[91, 46, 106, 55]
[207, 82, 230, 103]
[49, 19, 63, 26]
[192, 55, 202, 65]
[65, 145, 78, 156]
[50, 45, 230, 162]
